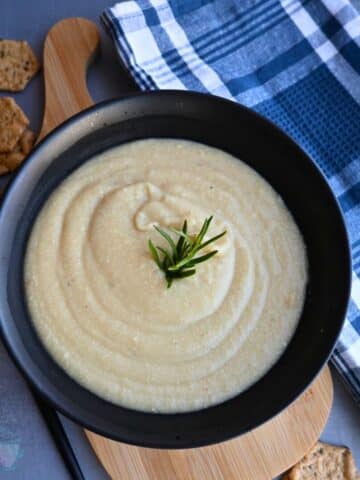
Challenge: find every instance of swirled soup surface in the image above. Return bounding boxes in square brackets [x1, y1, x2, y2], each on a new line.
[25, 139, 307, 413]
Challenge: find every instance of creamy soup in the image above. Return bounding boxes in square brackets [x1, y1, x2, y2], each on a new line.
[25, 139, 307, 413]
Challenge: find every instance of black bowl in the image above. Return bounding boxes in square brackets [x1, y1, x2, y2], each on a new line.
[0, 91, 351, 448]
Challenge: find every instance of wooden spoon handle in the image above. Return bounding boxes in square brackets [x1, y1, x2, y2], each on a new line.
[37, 18, 99, 142]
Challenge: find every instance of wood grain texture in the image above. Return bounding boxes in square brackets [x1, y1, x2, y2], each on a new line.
[38, 18, 334, 480]
[38, 17, 99, 142]
[85, 368, 333, 480]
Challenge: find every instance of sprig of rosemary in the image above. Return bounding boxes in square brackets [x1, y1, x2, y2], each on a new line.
[148, 216, 226, 288]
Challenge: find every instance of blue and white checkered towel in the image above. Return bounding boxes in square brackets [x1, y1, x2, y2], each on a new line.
[102, 0, 360, 403]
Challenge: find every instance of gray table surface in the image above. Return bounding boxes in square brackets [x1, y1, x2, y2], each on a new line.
[0, 1, 359, 478]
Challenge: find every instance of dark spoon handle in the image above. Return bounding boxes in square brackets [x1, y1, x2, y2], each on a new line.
[32, 391, 85, 480]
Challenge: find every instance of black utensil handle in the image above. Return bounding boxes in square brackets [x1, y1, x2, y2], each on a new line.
[0, 182, 84, 480]
[32, 391, 85, 480]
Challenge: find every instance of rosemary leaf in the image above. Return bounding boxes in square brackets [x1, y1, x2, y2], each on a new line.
[183, 250, 218, 266]
[154, 225, 177, 258]
[197, 230, 227, 251]
[148, 240, 162, 268]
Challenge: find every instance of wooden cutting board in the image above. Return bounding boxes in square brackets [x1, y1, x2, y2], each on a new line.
[85, 368, 332, 480]
[37, 18, 334, 480]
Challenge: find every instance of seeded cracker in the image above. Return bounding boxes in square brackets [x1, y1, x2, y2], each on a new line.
[284, 442, 359, 480]
[0, 151, 25, 171]
[0, 127, 35, 174]
[0, 163, 9, 175]
[0, 40, 40, 92]
[0, 97, 29, 152]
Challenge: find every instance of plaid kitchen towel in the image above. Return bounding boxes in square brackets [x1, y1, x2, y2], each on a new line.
[102, 0, 360, 402]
